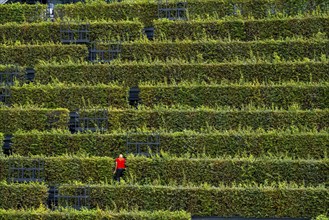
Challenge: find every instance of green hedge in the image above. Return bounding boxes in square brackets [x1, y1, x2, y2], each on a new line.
[139, 83, 329, 109]
[10, 130, 329, 159]
[59, 183, 329, 217]
[106, 108, 329, 131]
[120, 39, 329, 62]
[0, 44, 88, 66]
[55, 0, 329, 26]
[0, 209, 191, 220]
[0, 3, 45, 24]
[0, 21, 143, 44]
[34, 61, 329, 85]
[0, 182, 48, 209]
[10, 84, 129, 109]
[0, 108, 69, 133]
[0, 156, 328, 186]
[154, 16, 329, 41]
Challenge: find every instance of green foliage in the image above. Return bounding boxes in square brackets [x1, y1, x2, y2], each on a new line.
[0, 182, 48, 209]
[59, 183, 329, 217]
[10, 84, 129, 109]
[154, 16, 329, 40]
[0, 209, 191, 220]
[139, 82, 329, 109]
[0, 156, 328, 186]
[0, 44, 88, 66]
[106, 107, 329, 131]
[10, 129, 329, 159]
[0, 3, 45, 24]
[34, 60, 329, 85]
[0, 21, 144, 44]
[0, 107, 69, 133]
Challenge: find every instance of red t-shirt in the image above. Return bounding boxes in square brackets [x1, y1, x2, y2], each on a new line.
[116, 158, 126, 169]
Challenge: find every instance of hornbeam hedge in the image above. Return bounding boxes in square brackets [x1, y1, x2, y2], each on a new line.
[0, 44, 88, 66]
[10, 84, 129, 109]
[139, 82, 329, 109]
[0, 108, 69, 133]
[106, 108, 329, 131]
[10, 130, 329, 159]
[154, 16, 329, 41]
[0, 182, 48, 209]
[55, 0, 329, 26]
[59, 183, 329, 217]
[0, 4, 45, 24]
[34, 61, 329, 85]
[0, 209, 191, 220]
[0, 156, 328, 185]
[120, 39, 329, 62]
[0, 21, 144, 43]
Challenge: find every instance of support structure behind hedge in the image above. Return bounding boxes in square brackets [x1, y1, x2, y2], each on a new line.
[34, 61, 329, 85]
[10, 130, 329, 158]
[59, 183, 329, 217]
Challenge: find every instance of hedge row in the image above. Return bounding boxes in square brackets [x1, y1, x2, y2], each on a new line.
[0, 156, 328, 186]
[105, 108, 329, 131]
[120, 39, 329, 62]
[10, 129, 329, 159]
[0, 182, 48, 209]
[0, 108, 69, 133]
[139, 83, 329, 109]
[59, 184, 329, 217]
[55, 0, 329, 26]
[10, 84, 129, 109]
[0, 44, 88, 66]
[154, 16, 329, 41]
[0, 21, 143, 43]
[0, 209, 191, 220]
[34, 61, 329, 85]
[0, 4, 45, 24]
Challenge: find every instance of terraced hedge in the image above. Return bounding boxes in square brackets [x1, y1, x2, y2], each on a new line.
[59, 184, 329, 217]
[0, 156, 328, 185]
[0, 44, 88, 66]
[154, 16, 329, 40]
[120, 39, 329, 62]
[0, 108, 69, 133]
[106, 108, 329, 131]
[0, 209, 191, 220]
[139, 83, 329, 109]
[0, 21, 143, 43]
[0, 182, 48, 209]
[10, 130, 329, 159]
[0, 3, 45, 24]
[10, 84, 129, 109]
[55, 0, 329, 26]
[34, 61, 329, 85]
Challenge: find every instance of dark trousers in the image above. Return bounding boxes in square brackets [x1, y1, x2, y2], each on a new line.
[115, 168, 125, 182]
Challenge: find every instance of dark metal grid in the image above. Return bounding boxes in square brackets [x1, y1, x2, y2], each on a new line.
[8, 159, 45, 183]
[60, 21, 90, 44]
[0, 66, 20, 86]
[126, 132, 160, 156]
[158, 0, 188, 20]
[70, 109, 109, 133]
[2, 135, 12, 156]
[55, 186, 90, 210]
[0, 87, 11, 106]
[88, 41, 122, 63]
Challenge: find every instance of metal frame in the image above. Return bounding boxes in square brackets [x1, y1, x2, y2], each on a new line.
[0, 65, 20, 86]
[54, 186, 91, 210]
[88, 41, 121, 63]
[69, 108, 109, 133]
[0, 87, 11, 106]
[158, 0, 188, 20]
[8, 159, 45, 183]
[60, 21, 90, 44]
[126, 132, 160, 156]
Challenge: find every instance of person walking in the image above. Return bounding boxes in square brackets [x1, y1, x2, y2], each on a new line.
[113, 154, 126, 182]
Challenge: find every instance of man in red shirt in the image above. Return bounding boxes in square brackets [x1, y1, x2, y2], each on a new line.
[113, 154, 126, 182]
